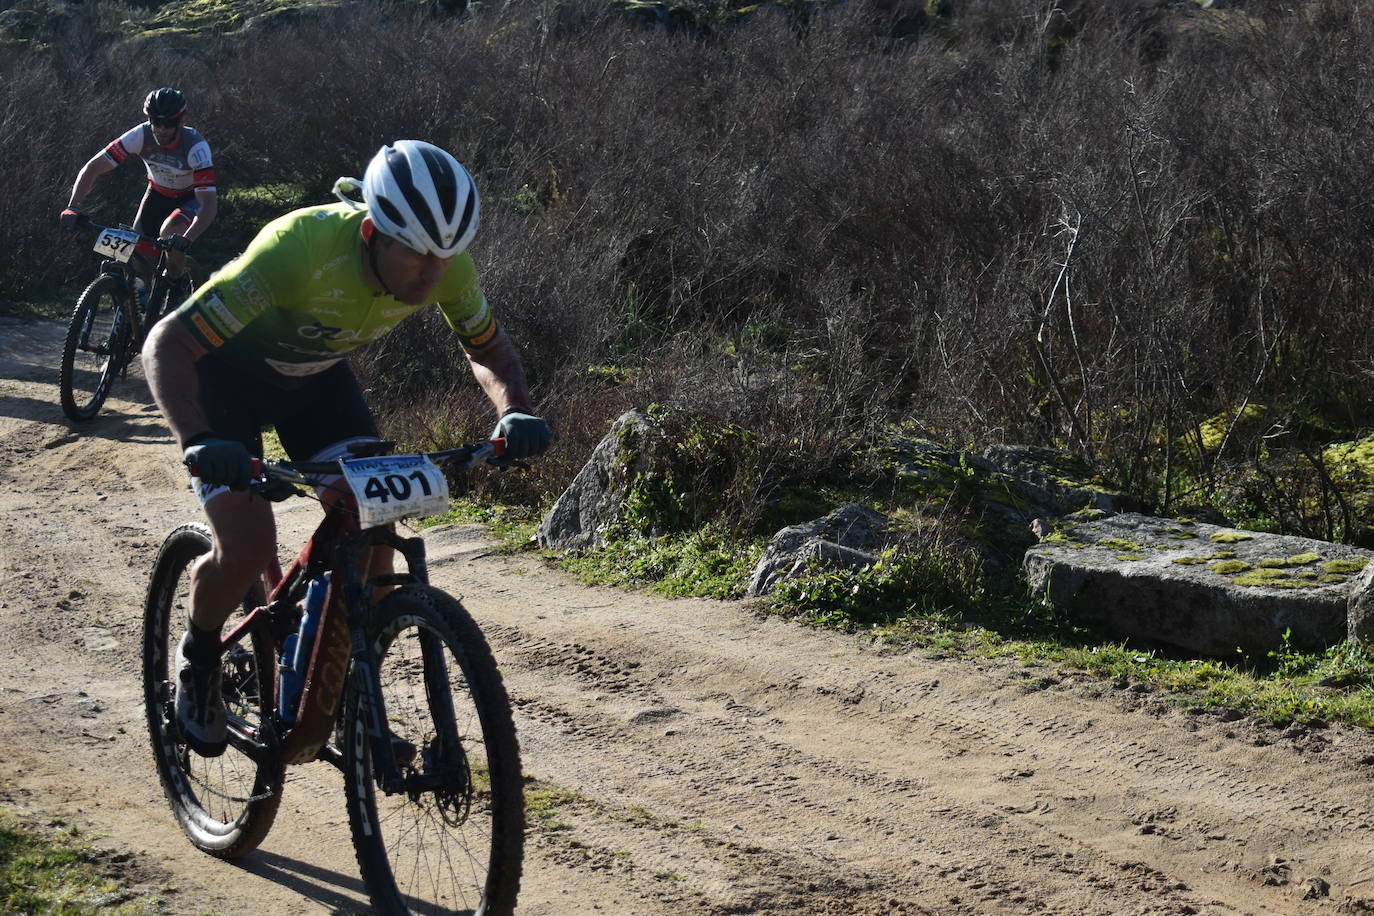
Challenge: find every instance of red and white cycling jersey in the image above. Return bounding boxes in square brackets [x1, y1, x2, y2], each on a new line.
[103, 124, 216, 197]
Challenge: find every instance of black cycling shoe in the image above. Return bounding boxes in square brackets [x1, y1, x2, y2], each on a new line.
[175, 632, 229, 757]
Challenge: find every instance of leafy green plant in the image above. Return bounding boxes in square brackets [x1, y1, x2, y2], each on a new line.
[770, 535, 985, 631]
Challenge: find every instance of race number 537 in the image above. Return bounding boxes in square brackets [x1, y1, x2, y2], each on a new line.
[341, 455, 449, 528]
[93, 227, 139, 263]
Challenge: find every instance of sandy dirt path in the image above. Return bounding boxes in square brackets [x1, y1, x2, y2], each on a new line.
[3, 315, 1374, 915]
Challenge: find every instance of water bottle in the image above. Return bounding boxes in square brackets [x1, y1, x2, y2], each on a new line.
[278, 574, 329, 725]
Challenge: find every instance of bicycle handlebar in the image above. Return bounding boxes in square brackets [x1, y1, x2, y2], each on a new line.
[73, 214, 174, 250]
[185, 438, 515, 494]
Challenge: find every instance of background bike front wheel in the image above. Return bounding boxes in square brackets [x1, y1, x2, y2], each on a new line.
[59, 274, 130, 422]
[343, 585, 525, 916]
[142, 523, 283, 858]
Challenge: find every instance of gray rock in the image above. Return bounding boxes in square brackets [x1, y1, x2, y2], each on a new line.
[1347, 562, 1374, 647]
[537, 409, 665, 550]
[745, 504, 887, 597]
[979, 444, 1141, 518]
[1024, 512, 1373, 657]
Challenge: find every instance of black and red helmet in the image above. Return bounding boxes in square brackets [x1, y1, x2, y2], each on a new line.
[144, 87, 187, 121]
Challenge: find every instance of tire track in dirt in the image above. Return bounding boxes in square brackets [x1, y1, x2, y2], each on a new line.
[448, 556, 1374, 914]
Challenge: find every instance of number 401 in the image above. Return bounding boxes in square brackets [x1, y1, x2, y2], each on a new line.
[362, 471, 432, 504]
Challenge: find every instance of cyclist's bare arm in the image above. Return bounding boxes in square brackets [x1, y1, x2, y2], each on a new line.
[66, 152, 117, 211]
[144, 316, 214, 447]
[465, 326, 535, 415]
[176, 187, 218, 245]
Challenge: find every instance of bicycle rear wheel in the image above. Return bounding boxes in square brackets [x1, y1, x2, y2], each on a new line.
[143, 523, 284, 858]
[343, 585, 524, 915]
[59, 274, 130, 422]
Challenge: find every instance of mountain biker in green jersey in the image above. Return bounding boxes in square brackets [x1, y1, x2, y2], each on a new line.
[142, 140, 551, 756]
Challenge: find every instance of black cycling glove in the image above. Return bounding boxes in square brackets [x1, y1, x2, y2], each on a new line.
[492, 411, 551, 459]
[183, 437, 253, 490]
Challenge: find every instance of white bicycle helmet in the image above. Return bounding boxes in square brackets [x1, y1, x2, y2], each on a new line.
[358, 140, 480, 257]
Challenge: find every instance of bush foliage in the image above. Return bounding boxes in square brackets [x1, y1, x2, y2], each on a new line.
[7, 0, 1374, 539]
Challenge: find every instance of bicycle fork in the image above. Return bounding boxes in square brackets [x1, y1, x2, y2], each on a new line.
[344, 529, 466, 798]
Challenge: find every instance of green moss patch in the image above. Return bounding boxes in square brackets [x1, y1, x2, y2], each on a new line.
[1209, 531, 1254, 544]
[1097, 537, 1146, 552]
[1232, 568, 1318, 589]
[1324, 558, 1369, 575]
[1210, 560, 1252, 575]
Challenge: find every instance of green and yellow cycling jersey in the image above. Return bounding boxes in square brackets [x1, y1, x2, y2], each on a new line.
[175, 203, 496, 385]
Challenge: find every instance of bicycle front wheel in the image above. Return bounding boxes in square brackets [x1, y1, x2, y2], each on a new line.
[343, 585, 524, 915]
[60, 274, 130, 422]
[143, 523, 284, 858]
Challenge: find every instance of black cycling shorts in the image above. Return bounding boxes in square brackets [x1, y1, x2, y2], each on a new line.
[133, 187, 199, 238]
[196, 355, 378, 462]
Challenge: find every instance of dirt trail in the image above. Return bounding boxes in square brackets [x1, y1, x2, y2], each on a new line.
[3, 314, 1374, 915]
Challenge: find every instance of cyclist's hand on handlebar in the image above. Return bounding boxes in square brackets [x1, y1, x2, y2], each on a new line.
[491, 411, 551, 459]
[165, 234, 192, 253]
[183, 438, 253, 490]
[59, 208, 81, 232]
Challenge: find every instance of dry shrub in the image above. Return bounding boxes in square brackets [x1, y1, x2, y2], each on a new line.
[7, 0, 1374, 532]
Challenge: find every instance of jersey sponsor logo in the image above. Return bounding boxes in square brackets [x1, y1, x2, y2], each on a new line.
[202, 294, 244, 334]
[187, 140, 213, 170]
[454, 300, 492, 336]
[309, 307, 343, 318]
[278, 342, 334, 357]
[266, 356, 343, 376]
[313, 254, 350, 279]
[309, 288, 348, 304]
[190, 313, 224, 348]
[234, 269, 272, 318]
[103, 139, 129, 164]
[297, 321, 393, 343]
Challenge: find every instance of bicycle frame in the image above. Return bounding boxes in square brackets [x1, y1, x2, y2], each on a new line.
[215, 449, 488, 793]
[79, 217, 174, 349]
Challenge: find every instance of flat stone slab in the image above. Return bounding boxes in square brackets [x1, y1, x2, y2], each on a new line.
[1023, 512, 1374, 657]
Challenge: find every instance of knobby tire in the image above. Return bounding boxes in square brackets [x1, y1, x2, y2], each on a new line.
[59, 274, 129, 422]
[343, 585, 524, 915]
[142, 523, 283, 858]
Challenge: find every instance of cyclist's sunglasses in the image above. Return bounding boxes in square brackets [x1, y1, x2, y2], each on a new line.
[150, 116, 182, 129]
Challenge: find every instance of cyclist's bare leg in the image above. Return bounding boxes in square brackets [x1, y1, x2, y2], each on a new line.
[189, 490, 277, 631]
[158, 213, 194, 279]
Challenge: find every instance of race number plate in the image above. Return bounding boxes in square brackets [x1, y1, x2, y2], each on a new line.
[340, 455, 449, 528]
[92, 227, 140, 263]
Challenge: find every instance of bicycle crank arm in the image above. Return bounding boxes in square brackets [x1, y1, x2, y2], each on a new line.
[224, 716, 276, 765]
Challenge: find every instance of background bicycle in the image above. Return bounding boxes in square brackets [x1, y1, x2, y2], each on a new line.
[59, 215, 198, 422]
[142, 440, 525, 915]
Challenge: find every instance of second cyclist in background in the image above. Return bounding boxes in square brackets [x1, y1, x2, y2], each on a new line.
[59, 87, 217, 314]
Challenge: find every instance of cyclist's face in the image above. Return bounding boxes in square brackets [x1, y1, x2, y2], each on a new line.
[150, 118, 180, 146]
[373, 237, 455, 305]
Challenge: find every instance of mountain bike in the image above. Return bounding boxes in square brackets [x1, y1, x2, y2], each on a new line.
[59, 215, 198, 422]
[142, 440, 525, 915]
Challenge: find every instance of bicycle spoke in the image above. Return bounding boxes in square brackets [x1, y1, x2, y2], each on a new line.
[345, 587, 523, 915]
[143, 524, 283, 859]
[61, 275, 127, 421]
